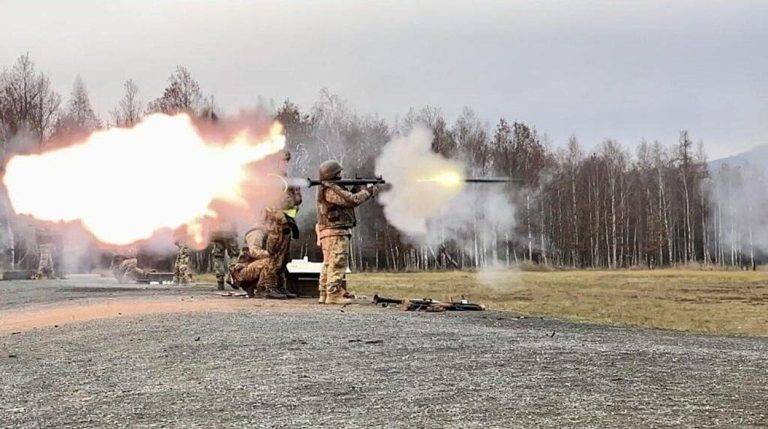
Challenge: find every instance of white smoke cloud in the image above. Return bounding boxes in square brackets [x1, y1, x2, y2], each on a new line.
[375, 126, 465, 237]
[710, 163, 768, 260]
[375, 125, 516, 255]
[427, 185, 516, 250]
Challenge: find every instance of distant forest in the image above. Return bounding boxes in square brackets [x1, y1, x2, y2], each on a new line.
[1, 54, 762, 273]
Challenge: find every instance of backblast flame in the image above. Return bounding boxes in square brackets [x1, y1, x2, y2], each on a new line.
[2, 113, 285, 246]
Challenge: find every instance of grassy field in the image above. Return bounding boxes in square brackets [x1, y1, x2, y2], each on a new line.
[349, 269, 768, 337]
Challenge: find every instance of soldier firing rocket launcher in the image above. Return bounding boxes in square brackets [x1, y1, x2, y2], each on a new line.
[306, 176, 386, 188]
[302, 176, 518, 188]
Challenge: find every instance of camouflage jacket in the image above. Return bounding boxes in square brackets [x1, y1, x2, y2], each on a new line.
[316, 183, 373, 239]
[244, 219, 290, 262]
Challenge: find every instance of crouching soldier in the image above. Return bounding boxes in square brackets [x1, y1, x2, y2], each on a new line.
[111, 254, 150, 283]
[229, 208, 294, 299]
[315, 160, 380, 305]
[173, 241, 193, 284]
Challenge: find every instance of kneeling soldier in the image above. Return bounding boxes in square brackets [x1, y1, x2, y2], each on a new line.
[111, 255, 149, 283]
[230, 208, 293, 299]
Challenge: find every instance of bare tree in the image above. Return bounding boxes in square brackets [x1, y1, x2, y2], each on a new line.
[111, 79, 143, 127]
[454, 107, 491, 175]
[0, 56, 746, 271]
[146, 66, 203, 115]
[311, 88, 355, 164]
[52, 76, 101, 139]
[0, 54, 61, 145]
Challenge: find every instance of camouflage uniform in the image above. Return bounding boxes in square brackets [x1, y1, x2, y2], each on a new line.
[230, 210, 290, 298]
[229, 150, 302, 298]
[316, 181, 377, 304]
[275, 184, 302, 296]
[35, 243, 55, 279]
[112, 257, 146, 283]
[173, 243, 193, 284]
[210, 230, 239, 290]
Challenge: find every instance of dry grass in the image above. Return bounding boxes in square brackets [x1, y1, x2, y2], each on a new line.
[195, 273, 218, 284]
[349, 269, 768, 337]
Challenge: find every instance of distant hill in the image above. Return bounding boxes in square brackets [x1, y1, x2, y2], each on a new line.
[710, 145, 768, 171]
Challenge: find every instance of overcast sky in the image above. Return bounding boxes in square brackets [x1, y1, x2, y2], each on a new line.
[1, 0, 766, 159]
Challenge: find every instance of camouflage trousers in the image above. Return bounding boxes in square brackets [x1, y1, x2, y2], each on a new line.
[114, 258, 145, 283]
[231, 257, 278, 296]
[173, 262, 193, 284]
[319, 235, 349, 296]
[211, 240, 239, 283]
[35, 245, 55, 279]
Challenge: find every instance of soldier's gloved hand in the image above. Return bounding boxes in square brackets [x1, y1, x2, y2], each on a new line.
[366, 184, 380, 196]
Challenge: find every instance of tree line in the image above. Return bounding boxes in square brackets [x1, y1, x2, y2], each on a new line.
[0, 54, 761, 272]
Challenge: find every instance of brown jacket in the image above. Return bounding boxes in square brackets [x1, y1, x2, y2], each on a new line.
[244, 217, 290, 263]
[316, 183, 374, 240]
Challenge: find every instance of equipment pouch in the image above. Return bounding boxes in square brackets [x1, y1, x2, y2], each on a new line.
[328, 208, 340, 222]
[286, 217, 300, 239]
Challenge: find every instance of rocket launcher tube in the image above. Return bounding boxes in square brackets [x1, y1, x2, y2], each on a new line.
[298, 176, 518, 188]
[463, 177, 522, 183]
[305, 177, 386, 188]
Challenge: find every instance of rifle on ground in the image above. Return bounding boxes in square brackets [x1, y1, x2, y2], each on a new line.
[306, 176, 386, 188]
[373, 294, 485, 312]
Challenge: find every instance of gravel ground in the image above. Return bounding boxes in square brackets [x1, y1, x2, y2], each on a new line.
[0, 275, 213, 311]
[1, 278, 767, 428]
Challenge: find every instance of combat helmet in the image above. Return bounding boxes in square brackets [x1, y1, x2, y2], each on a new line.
[319, 160, 343, 180]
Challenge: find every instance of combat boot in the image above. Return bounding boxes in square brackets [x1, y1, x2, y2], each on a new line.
[243, 282, 257, 298]
[324, 291, 352, 305]
[341, 282, 355, 299]
[276, 278, 297, 298]
[225, 274, 240, 290]
[263, 287, 288, 300]
[325, 283, 351, 305]
[318, 290, 326, 304]
[217, 280, 225, 291]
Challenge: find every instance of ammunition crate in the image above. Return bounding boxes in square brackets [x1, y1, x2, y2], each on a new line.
[136, 272, 175, 284]
[285, 257, 349, 298]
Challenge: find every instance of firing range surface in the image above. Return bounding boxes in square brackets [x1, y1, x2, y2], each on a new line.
[1, 277, 767, 427]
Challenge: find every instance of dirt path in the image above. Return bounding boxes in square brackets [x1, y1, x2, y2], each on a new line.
[0, 295, 256, 334]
